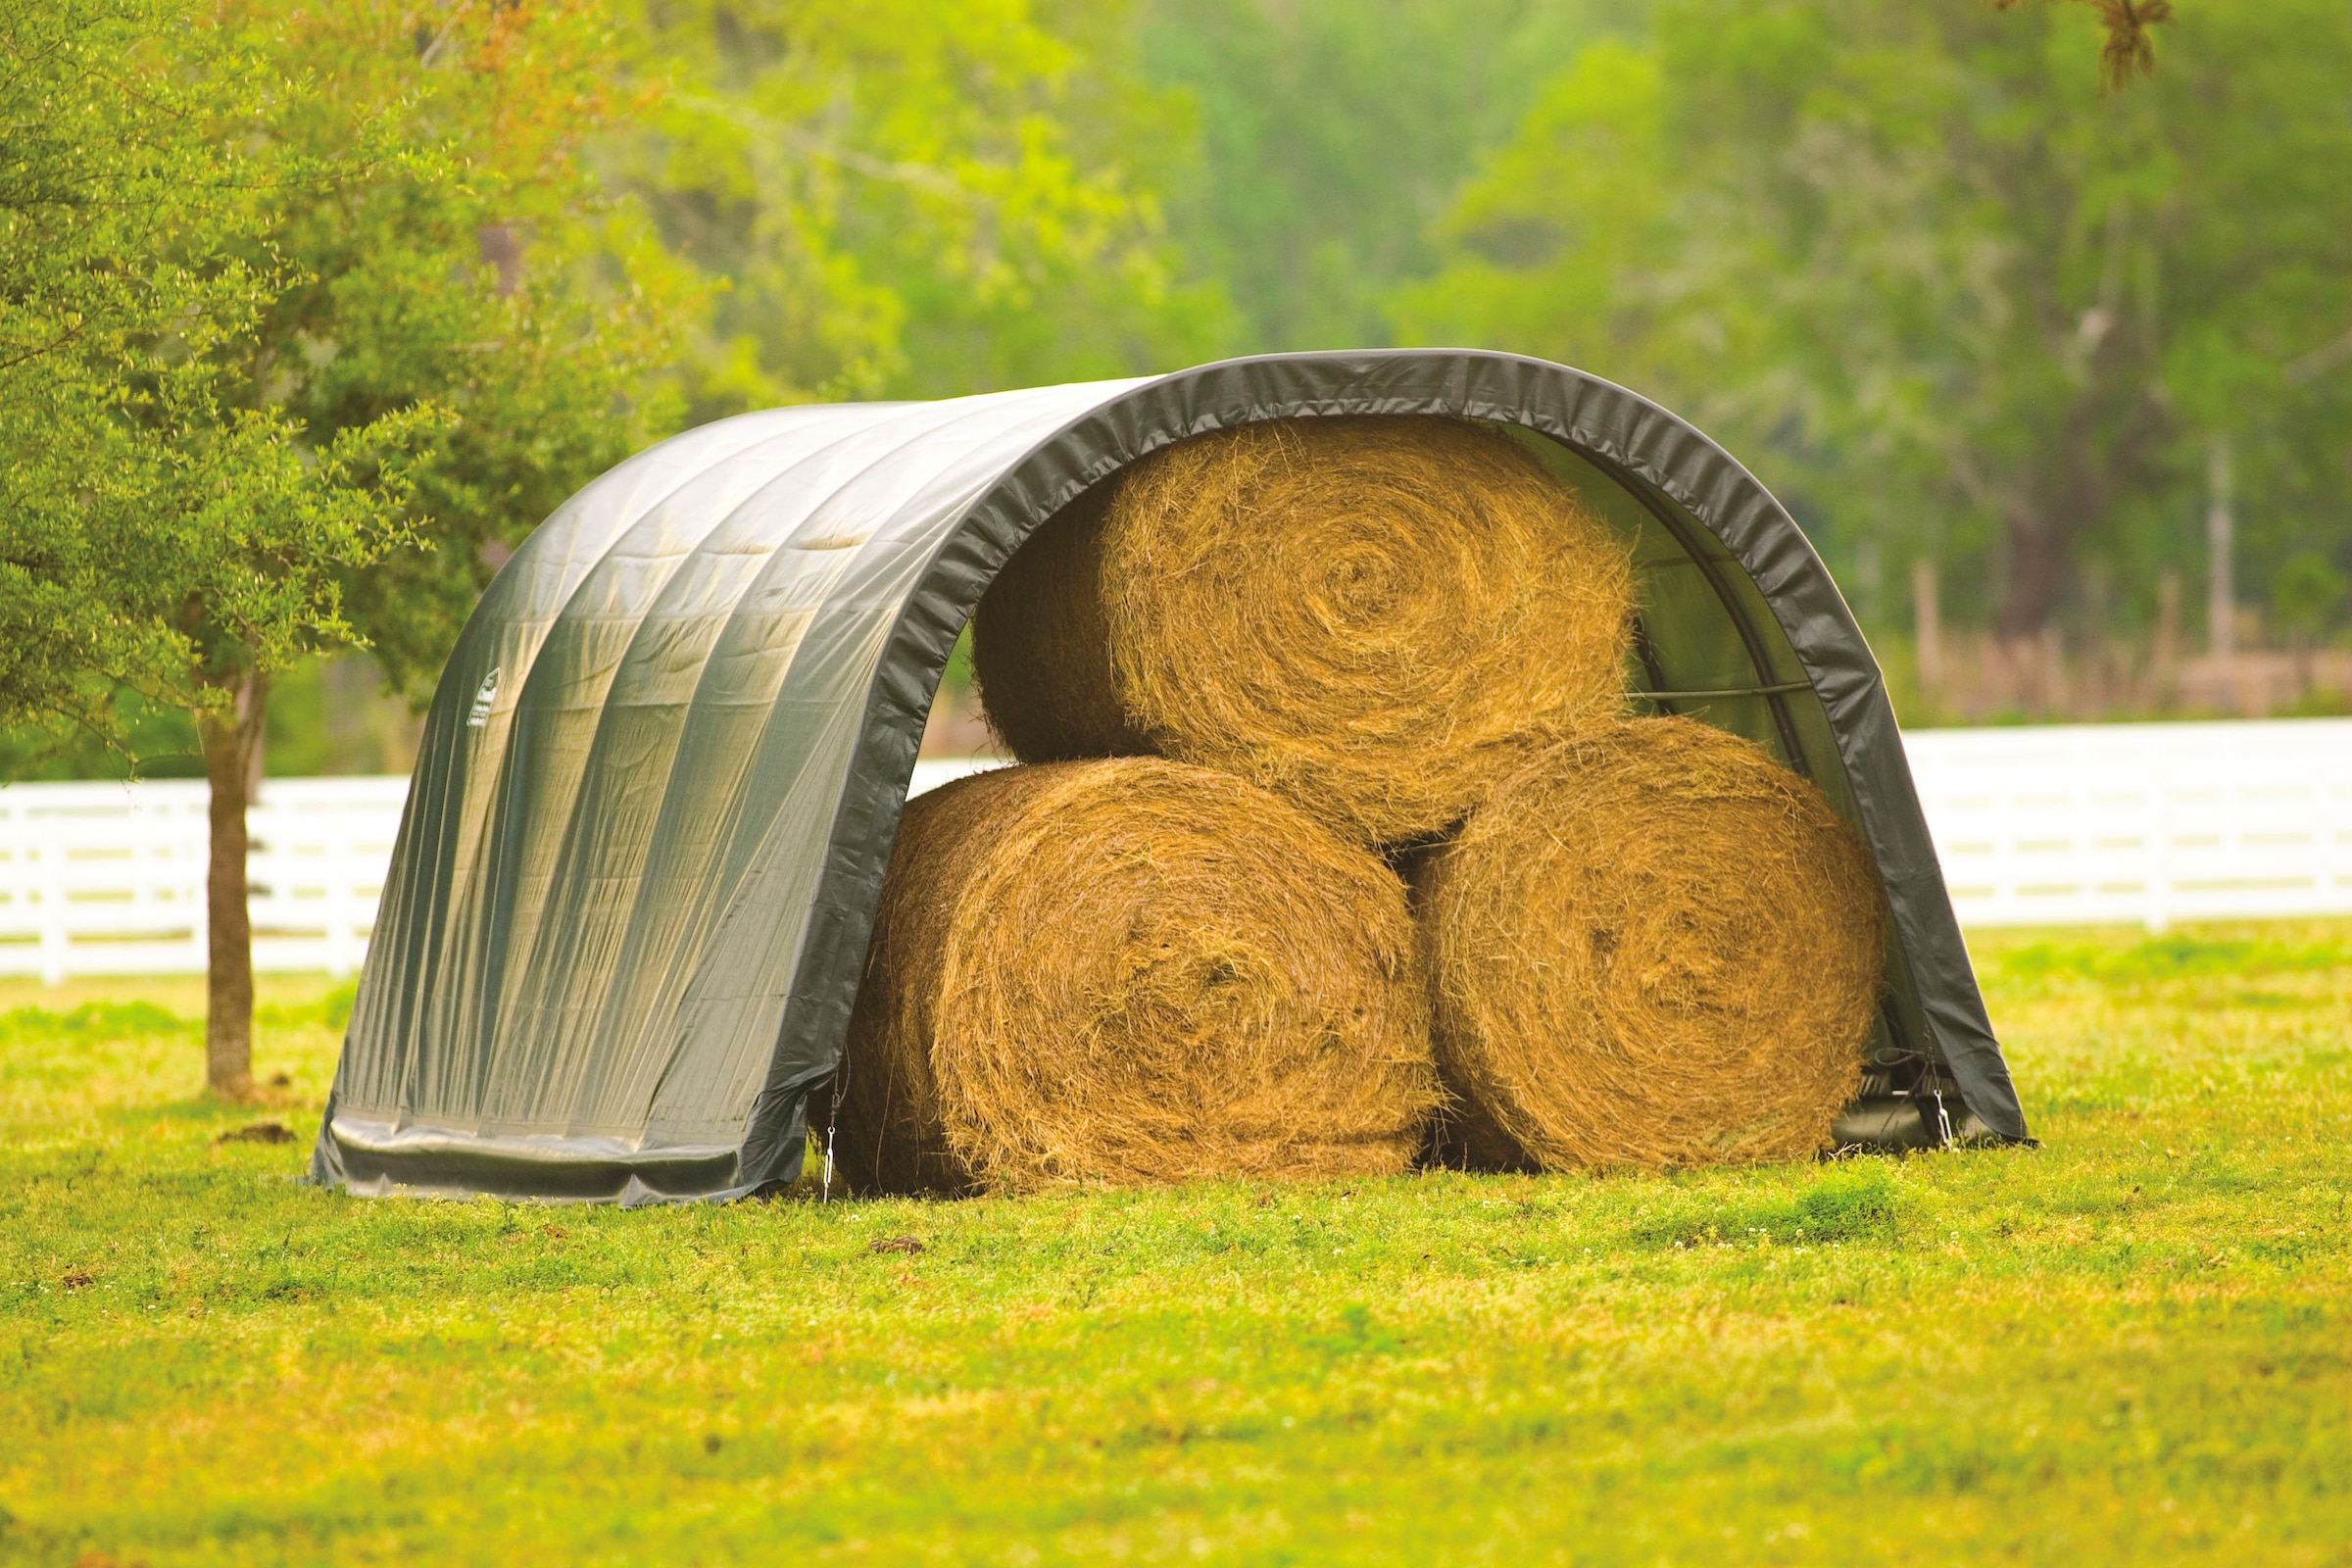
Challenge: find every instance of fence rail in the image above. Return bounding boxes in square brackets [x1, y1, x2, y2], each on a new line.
[1904, 717, 2352, 930]
[7, 724, 2351, 980]
[0, 777, 409, 983]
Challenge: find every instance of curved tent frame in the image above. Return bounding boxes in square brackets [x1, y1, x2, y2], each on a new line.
[310, 350, 2027, 1203]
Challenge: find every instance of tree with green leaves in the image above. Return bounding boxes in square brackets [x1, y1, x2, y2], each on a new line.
[12, 0, 1252, 1099]
[3, 0, 689, 1097]
[199, 0, 692, 1097]
[2, 0, 437, 1096]
[238, 0, 693, 698]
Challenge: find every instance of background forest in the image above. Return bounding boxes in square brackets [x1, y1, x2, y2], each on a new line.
[9, 0, 2352, 787]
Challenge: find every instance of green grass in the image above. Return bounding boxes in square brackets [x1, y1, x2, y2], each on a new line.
[3, 927, 2349, 1567]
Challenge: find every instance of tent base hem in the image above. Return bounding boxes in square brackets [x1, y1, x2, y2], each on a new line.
[305, 1110, 792, 1204]
[302, 1100, 2025, 1206]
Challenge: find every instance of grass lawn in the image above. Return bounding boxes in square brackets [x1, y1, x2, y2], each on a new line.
[3, 924, 2348, 1566]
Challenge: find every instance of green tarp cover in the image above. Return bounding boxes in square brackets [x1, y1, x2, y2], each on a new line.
[309, 350, 2027, 1202]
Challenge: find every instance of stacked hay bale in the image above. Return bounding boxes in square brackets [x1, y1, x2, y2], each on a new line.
[972, 416, 1633, 843]
[835, 415, 1886, 1191]
[833, 759, 1438, 1195]
[1414, 719, 1885, 1170]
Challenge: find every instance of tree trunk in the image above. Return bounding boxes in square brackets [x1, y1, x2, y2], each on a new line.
[2154, 567, 2182, 710]
[199, 668, 270, 1101]
[1998, 509, 2073, 639]
[2206, 433, 2235, 662]
[1912, 557, 1943, 691]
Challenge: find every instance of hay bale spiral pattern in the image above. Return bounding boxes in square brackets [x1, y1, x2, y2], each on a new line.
[973, 416, 1635, 844]
[1419, 717, 1886, 1170]
[834, 758, 1440, 1194]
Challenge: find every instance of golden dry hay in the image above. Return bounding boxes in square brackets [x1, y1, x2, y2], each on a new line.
[968, 481, 1152, 761]
[833, 758, 1441, 1195]
[971, 416, 1635, 844]
[1418, 716, 1886, 1170]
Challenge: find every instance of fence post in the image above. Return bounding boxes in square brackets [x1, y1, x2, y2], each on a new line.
[323, 791, 358, 978]
[35, 800, 68, 986]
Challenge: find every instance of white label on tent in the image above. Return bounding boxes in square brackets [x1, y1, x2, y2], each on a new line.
[467, 667, 501, 728]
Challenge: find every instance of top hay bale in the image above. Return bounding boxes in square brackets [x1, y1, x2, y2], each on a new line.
[973, 416, 1635, 845]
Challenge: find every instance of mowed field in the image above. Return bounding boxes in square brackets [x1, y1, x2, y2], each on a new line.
[3, 924, 2348, 1566]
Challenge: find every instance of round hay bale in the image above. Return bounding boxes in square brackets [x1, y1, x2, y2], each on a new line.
[972, 416, 1635, 844]
[967, 481, 1153, 761]
[833, 758, 1440, 1194]
[1418, 716, 1886, 1170]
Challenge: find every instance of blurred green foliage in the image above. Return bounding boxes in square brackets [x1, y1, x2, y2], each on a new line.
[10, 0, 2352, 786]
[2274, 552, 2348, 643]
[1131, 0, 1642, 353]
[611, 0, 1229, 417]
[0, 656, 418, 781]
[1401, 0, 2352, 641]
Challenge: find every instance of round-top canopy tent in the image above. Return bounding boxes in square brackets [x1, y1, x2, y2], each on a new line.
[309, 350, 2027, 1203]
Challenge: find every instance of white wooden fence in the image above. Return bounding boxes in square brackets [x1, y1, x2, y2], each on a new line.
[0, 761, 993, 983]
[1904, 717, 2352, 930]
[7, 724, 2352, 980]
[0, 776, 410, 983]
